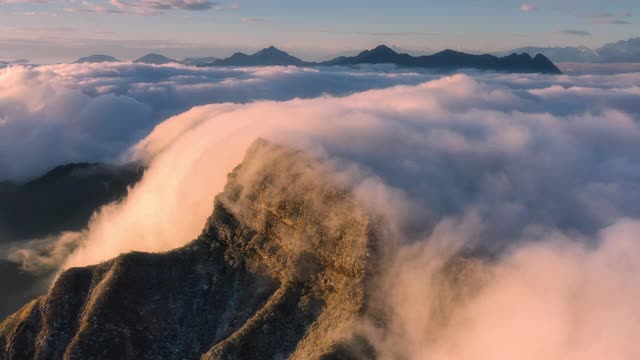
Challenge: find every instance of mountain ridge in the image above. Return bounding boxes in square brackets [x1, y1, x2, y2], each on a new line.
[205, 44, 562, 74]
[72, 45, 562, 74]
[0, 139, 380, 359]
[71, 37, 640, 68]
[73, 55, 120, 64]
[0, 162, 144, 320]
[0, 139, 489, 359]
[133, 53, 181, 65]
[211, 46, 306, 67]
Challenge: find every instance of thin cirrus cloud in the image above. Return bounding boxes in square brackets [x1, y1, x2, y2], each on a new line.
[586, 11, 632, 18]
[591, 19, 632, 25]
[20, 11, 58, 16]
[63, 0, 236, 15]
[110, 0, 222, 11]
[554, 29, 591, 37]
[584, 10, 633, 25]
[0, 0, 51, 3]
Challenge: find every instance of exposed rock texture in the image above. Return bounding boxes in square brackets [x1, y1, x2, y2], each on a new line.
[0, 140, 378, 359]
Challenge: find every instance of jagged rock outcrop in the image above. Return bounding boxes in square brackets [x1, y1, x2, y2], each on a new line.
[0, 139, 378, 360]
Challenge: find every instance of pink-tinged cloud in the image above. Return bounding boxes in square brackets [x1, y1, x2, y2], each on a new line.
[519, 3, 537, 12]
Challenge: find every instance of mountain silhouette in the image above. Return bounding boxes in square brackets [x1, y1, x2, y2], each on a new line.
[208, 45, 561, 74]
[134, 54, 180, 65]
[73, 55, 120, 64]
[320, 45, 562, 74]
[212, 46, 306, 66]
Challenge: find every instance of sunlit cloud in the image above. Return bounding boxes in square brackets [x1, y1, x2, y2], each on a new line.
[63, 0, 237, 15]
[519, 4, 537, 12]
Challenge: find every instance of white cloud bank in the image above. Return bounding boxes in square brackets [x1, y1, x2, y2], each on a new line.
[0, 62, 436, 180]
[2, 63, 640, 358]
[57, 72, 640, 266]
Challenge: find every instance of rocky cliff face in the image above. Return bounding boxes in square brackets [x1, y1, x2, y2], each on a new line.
[0, 139, 379, 360]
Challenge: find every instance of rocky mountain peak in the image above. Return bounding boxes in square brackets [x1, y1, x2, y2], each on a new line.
[0, 139, 378, 359]
[369, 45, 397, 56]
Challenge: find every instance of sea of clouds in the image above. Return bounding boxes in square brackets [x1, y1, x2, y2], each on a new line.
[1, 61, 640, 358]
[0, 62, 436, 180]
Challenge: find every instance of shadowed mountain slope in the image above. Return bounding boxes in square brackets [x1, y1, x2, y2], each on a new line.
[0, 140, 379, 360]
[0, 162, 143, 244]
[0, 162, 144, 320]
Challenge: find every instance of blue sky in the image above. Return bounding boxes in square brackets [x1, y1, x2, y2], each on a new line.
[0, 0, 638, 62]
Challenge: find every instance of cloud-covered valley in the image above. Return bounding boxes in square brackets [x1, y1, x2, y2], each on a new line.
[1, 62, 640, 358]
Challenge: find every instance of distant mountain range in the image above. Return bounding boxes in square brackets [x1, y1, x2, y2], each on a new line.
[323, 45, 561, 74]
[182, 56, 219, 65]
[73, 54, 120, 64]
[68, 37, 640, 69]
[211, 46, 306, 66]
[133, 53, 180, 65]
[74, 45, 563, 74]
[498, 37, 640, 63]
[205, 45, 561, 74]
